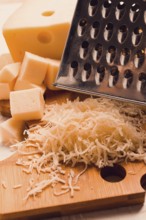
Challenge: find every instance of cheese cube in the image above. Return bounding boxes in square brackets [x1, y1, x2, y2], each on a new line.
[44, 58, 60, 90]
[10, 88, 45, 121]
[0, 62, 21, 89]
[0, 118, 25, 145]
[3, 0, 77, 62]
[0, 53, 13, 70]
[14, 78, 46, 94]
[18, 52, 48, 85]
[0, 83, 11, 100]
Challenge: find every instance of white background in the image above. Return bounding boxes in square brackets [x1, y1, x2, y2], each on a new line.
[0, 0, 146, 219]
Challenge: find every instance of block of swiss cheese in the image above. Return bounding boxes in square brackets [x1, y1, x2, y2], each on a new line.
[44, 58, 60, 90]
[10, 88, 45, 121]
[3, 0, 77, 62]
[0, 53, 13, 70]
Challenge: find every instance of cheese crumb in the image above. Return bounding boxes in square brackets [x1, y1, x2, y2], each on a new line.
[13, 184, 22, 189]
[1, 181, 7, 189]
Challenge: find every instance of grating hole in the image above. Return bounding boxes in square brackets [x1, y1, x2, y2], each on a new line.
[71, 61, 78, 69]
[132, 27, 143, 46]
[91, 21, 100, 38]
[137, 72, 146, 92]
[100, 164, 126, 183]
[82, 41, 89, 49]
[103, 0, 112, 7]
[134, 50, 145, 68]
[70, 61, 78, 78]
[84, 63, 91, 71]
[115, 1, 126, 20]
[124, 69, 133, 79]
[88, 0, 98, 16]
[104, 23, 114, 41]
[140, 174, 146, 190]
[120, 48, 130, 65]
[123, 70, 133, 89]
[109, 66, 119, 87]
[131, 3, 140, 12]
[118, 25, 128, 43]
[82, 63, 92, 82]
[106, 46, 116, 64]
[102, 0, 112, 18]
[129, 3, 140, 22]
[110, 66, 119, 76]
[117, 1, 125, 9]
[93, 43, 103, 62]
[77, 18, 87, 36]
[95, 65, 105, 85]
[80, 41, 89, 59]
[139, 72, 146, 81]
[90, 0, 98, 6]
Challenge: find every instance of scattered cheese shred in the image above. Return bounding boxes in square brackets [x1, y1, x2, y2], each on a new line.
[12, 97, 146, 199]
[13, 184, 22, 189]
[1, 181, 7, 189]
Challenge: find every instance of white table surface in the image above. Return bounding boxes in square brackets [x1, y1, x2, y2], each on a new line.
[0, 1, 146, 219]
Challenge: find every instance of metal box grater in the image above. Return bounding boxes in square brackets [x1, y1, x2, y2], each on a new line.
[55, 0, 146, 105]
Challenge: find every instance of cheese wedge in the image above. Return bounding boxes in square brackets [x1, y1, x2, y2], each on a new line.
[0, 117, 25, 145]
[3, 0, 77, 62]
[10, 88, 45, 121]
[44, 58, 60, 90]
[0, 83, 11, 100]
[0, 118, 25, 144]
[18, 52, 48, 85]
[0, 62, 21, 89]
[14, 78, 46, 94]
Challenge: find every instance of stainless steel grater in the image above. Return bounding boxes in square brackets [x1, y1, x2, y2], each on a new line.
[55, 0, 146, 105]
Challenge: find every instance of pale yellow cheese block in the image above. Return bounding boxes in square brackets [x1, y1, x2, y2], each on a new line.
[0, 53, 13, 70]
[19, 52, 48, 85]
[14, 78, 46, 94]
[3, 0, 77, 62]
[10, 88, 45, 121]
[0, 117, 25, 145]
[44, 58, 60, 90]
[0, 62, 21, 89]
[0, 83, 11, 100]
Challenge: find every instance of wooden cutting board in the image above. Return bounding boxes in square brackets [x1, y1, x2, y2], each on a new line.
[0, 91, 146, 220]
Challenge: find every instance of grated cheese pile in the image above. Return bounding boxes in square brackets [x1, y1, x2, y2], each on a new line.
[13, 97, 146, 199]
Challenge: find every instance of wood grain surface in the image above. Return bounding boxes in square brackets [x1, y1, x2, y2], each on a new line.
[0, 153, 146, 220]
[0, 91, 146, 220]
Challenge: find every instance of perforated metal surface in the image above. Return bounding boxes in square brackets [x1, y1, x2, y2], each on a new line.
[55, 0, 146, 105]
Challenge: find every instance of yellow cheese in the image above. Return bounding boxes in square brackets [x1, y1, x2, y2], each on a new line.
[10, 88, 45, 121]
[3, 0, 77, 62]
[44, 58, 60, 90]
[0, 62, 21, 89]
[0, 83, 11, 100]
[0, 117, 25, 145]
[14, 78, 46, 94]
[0, 53, 13, 70]
[18, 52, 48, 85]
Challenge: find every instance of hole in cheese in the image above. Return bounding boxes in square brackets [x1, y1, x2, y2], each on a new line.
[37, 31, 52, 44]
[42, 11, 55, 16]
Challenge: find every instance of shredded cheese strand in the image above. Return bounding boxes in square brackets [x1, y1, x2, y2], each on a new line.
[12, 97, 146, 199]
